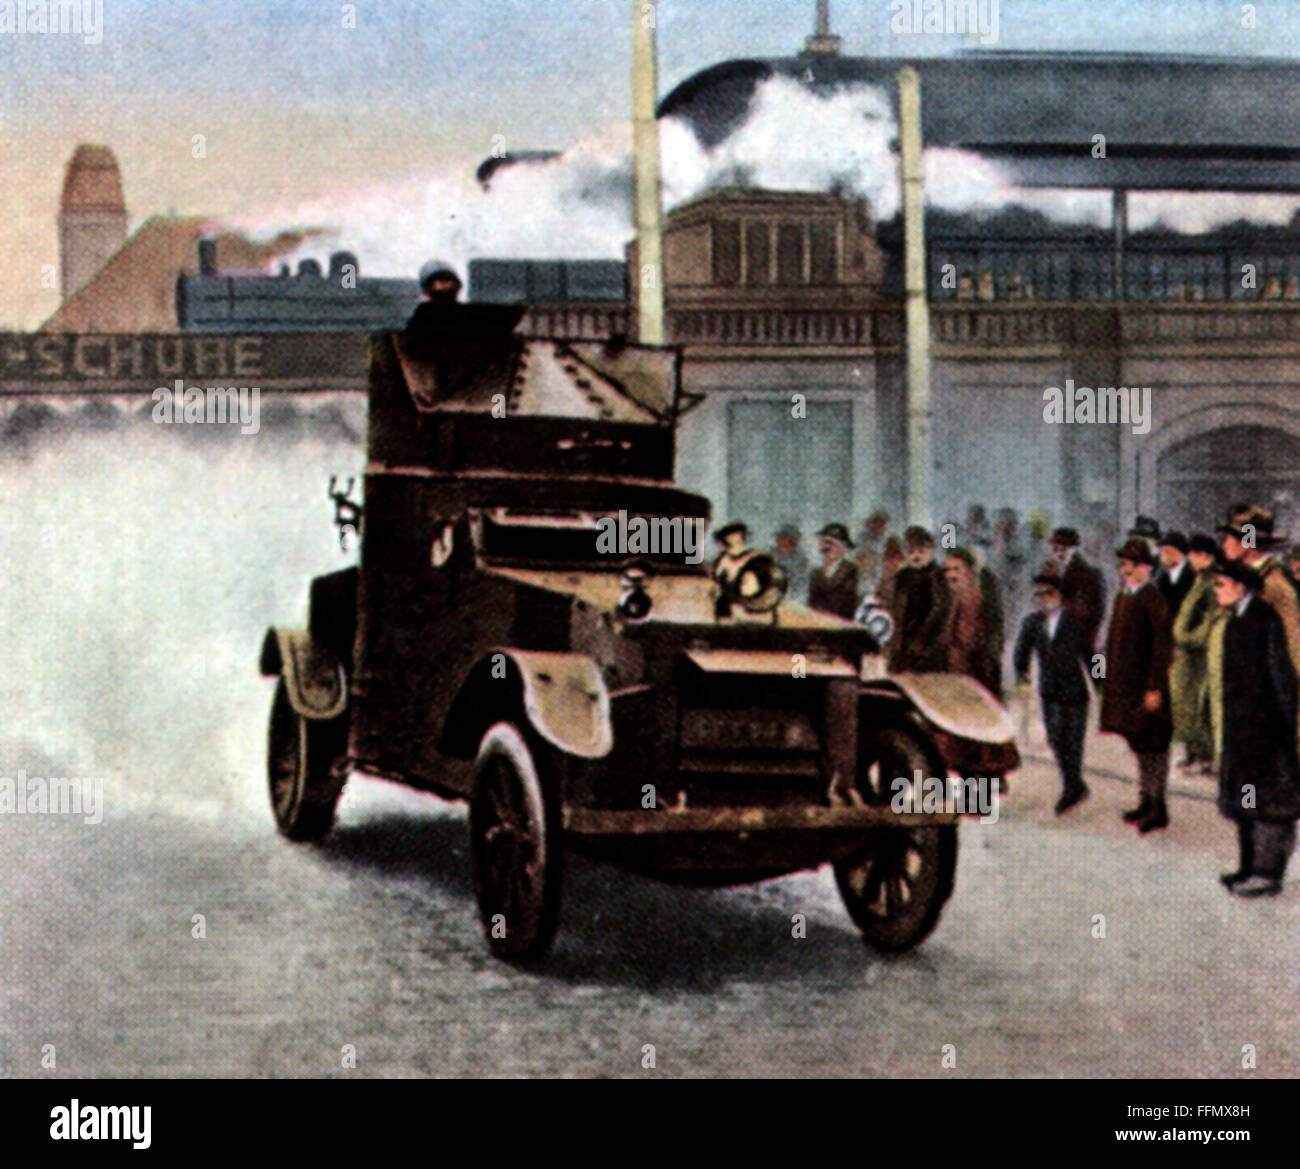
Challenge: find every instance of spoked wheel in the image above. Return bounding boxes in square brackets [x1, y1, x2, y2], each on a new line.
[469, 723, 563, 963]
[267, 680, 348, 841]
[833, 725, 958, 955]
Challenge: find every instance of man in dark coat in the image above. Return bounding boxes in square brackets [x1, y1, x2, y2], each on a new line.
[1014, 572, 1094, 814]
[1100, 539, 1174, 833]
[1156, 530, 1194, 621]
[888, 526, 950, 672]
[1214, 559, 1300, 896]
[808, 523, 859, 621]
[1048, 527, 1106, 651]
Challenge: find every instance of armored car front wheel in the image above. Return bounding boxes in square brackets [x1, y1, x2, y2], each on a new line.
[469, 723, 563, 963]
[266, 680, 348, 842]
[833, 726, 958, 955]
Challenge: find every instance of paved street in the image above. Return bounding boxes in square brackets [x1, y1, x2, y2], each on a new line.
[0, 710, 1296, 1078]
[0, 434, 1295, 1078]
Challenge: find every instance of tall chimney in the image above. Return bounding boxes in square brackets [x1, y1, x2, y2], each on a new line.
[899, 66, 932, 528]
[632, 0, 665, 346]
[58, 144, 128, 303]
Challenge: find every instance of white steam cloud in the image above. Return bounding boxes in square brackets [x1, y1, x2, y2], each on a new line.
[0, 421, 363, 826]
[224, 76, 1300, 277]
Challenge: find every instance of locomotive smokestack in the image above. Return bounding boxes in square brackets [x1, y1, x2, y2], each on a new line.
[632, 0, 665, 346]
[899, 65, 932, 528]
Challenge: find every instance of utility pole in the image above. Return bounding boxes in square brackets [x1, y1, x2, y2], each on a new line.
[899, 66, 932, 528]
[632, 0, 665, 346]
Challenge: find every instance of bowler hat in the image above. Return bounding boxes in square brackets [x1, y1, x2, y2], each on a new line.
[1215, 559, 1264, 592]
[817, 523, 854, 548]
[1189, 533, 1219, 557]
[1048, 527, 1079, 548]
[1115, 538, 1157, 566]
[1159, 529, 1189, 553]
[1217, 506, 1284, 549]
[1127, 515, 1162, 543]
[1032, 571, 1063, 590]
[714, 522, 749, 543]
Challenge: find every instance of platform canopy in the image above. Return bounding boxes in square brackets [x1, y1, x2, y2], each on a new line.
[659, 50, 1300, 192]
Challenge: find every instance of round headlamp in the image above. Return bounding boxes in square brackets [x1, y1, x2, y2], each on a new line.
[728, 554, 787, 615]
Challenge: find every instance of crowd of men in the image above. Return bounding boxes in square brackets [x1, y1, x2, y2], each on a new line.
[714, 503, 1300, 898]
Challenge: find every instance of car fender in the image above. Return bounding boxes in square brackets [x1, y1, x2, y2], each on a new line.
[259, 628, 348, 721]
[862, 673, 1015, 744]
[441, 649, 613, 761]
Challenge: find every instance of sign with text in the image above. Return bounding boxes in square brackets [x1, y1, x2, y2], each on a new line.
[0, 333, 370, 388]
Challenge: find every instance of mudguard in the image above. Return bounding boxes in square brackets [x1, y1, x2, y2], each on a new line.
[869, 673, 1016, 744]
[442, 649, 613, 760]
[259, 628, 348, 721]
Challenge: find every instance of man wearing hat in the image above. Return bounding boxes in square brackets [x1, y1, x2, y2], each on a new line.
[712, 522, 756, 588]
[771, 525, 811, 604]
[852, 509, 891, 591]
[1100, 538, 1175, 833]
[1047, 527, 1105, 652]
[888, 526, 950, 673]
[1013, 572, 1094, 813]
[1156, 530, 1193, 621]
[1170, 534, 1226, 772]
[1127, 515, 1163, 549]
[808, 523, 860, 621]
[1220, 508, 1300, 706]
[1212, 558, 1300, 896]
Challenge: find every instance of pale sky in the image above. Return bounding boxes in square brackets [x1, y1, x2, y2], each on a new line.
[2, 0, 1299, 328]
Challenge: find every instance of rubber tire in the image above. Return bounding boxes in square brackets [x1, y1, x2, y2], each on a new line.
[833, 724, 959, 955]
[469, 723, 563, 963]
[267, 679, 348, 842]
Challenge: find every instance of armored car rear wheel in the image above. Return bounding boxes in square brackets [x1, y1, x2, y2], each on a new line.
[469, 723, 563, 963]
[833, 726, 958, 955]
[267, 680, 348, 842]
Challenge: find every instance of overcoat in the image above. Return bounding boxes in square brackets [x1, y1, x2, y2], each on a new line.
[1060, 553, 1106, 650]
[935, 583, 1020, 776]
[1218, 597, 1300, 823]
[1099, 582, 1173, 754]
[808, 558, 859, 621]
[888, 562, 950, 673]
[1169, 569, 1218, 745]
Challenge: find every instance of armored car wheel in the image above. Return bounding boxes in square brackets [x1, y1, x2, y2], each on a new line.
[833, 725, 958, 955]
[267, 680, 348, 842]
[469, 723, 563, 963]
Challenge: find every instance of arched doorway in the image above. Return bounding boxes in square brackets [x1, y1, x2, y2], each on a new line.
[1157, 425, 1300, 536]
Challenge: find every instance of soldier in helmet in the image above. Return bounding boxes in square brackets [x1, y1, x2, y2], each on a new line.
[406, 260, 465, 332]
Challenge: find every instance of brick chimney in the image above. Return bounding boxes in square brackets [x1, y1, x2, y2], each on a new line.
[58, 144, 127, 303]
